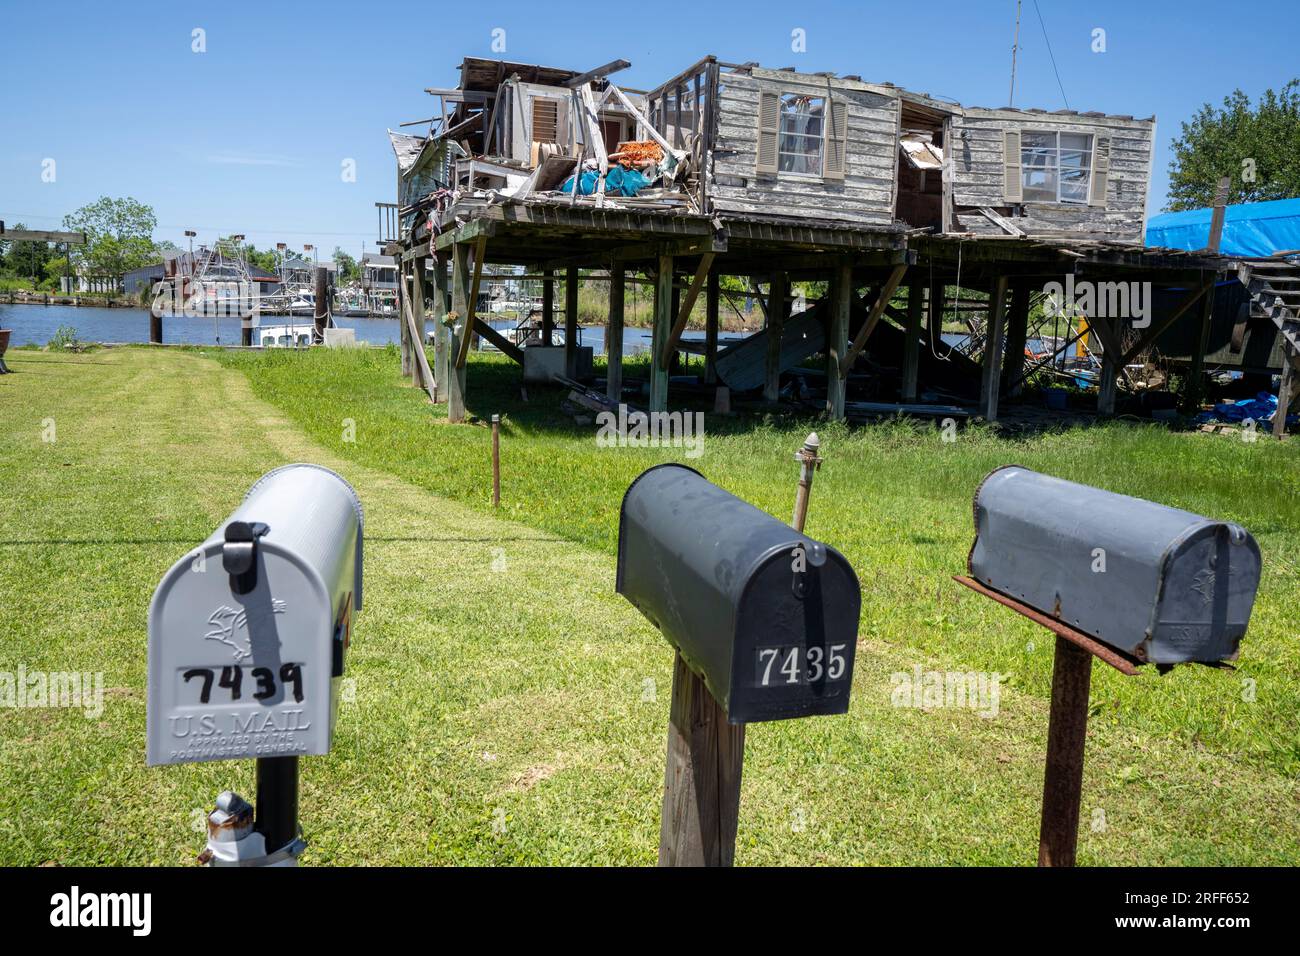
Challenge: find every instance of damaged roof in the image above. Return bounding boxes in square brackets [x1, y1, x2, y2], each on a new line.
[457, 56, 580, 92]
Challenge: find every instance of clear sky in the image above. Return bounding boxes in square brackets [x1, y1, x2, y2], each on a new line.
[2, 0, 1295, 257]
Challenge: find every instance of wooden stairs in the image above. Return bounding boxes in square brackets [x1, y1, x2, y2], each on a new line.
[1235, 254, 1300, 436]
[1236, 256, 1300, 361]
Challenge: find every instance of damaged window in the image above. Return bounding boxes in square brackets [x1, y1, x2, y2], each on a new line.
[778, 94, 825, 175]
[1021, 131, 1092, 204]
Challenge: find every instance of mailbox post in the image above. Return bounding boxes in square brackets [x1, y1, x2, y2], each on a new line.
[956, 465, 1261, 866]
[148, 463, 363, 866]
[618, 463, 861, 866]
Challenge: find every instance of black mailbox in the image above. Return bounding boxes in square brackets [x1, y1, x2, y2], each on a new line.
[617, 464, 861, 723]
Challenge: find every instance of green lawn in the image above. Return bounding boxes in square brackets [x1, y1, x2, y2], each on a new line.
[1, 345, 1297, 865]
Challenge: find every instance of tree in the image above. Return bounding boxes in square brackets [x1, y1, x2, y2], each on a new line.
[0, 222, 57, 281]
[62, 196, 159, 277]
[1166, 80, 1300, 211]
[242, 244, 280, 274]
[333, 247, 361, 283]
[44, 256, 69, 281]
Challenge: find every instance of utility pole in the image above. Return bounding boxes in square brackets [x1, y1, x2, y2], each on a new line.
[1008, 0, 1022, 107]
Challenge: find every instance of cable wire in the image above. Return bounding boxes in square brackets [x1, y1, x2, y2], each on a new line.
[1031, 0, 1070, 111]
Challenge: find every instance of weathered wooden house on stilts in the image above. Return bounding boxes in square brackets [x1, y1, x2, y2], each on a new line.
[385, 55, 1298, 432]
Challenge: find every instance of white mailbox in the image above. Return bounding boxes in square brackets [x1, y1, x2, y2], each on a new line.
[147, 464, 363, 766]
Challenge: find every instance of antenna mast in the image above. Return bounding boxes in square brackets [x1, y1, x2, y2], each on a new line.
[1009, 0, 1022, 107]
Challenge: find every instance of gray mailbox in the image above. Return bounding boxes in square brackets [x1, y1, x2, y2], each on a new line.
[969, 465, 1261, 664]
[617, 463, 861, 723]
[147, 463, 363, 766]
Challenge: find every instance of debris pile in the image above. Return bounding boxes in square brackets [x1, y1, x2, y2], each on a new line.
[393, 58, 697, 220]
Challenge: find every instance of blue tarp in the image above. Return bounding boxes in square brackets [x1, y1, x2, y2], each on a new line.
[1145, 198, 1300, 257]
[558, 166, 651, 198]
[1198, 391, 1299, 426]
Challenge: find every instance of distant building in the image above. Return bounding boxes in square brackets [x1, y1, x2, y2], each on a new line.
[361, 253, 397, 293]
[124, 249, 188, 294]
[123, 263, 165, 295]
[281, 257, 337, 287]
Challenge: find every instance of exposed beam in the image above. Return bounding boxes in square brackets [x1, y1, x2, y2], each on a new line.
[978, 275, 1010, 421]
[840, 264, 908, 375]
[454, 235, 488, 369]
[448, 243, 470, 423]
[660, 253, 715, 365]
[1204, 177, 1231, 253]
[826, 260, 853, 420]
[1183, 282, 1219, 412]
[402, 241, 431, 261]
[607, 265, 626, 401]
[403, 269, 437, 402]
[473, 318, 524, 364]
[1119, 278, 1214, 366]
[704, 271, 719, 386]
[901, 282, 924, 402]
[564, 264, 579, 376]
[564, 59, 632, 89]
[433, 218, 496, 252]
[0, 226, 86, 245]
[764, 272, 788, 403]
[535, 234, 725, 272]
[649, 254, 674, 411]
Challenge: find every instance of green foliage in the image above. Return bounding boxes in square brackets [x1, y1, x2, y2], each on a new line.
[241, 244, 280, 274]
[0, 221, 58, 280]
[43, 256, 69, 281]
[1167, 80, 1300, 210]
[332, 247, 361, 283]
[62, 196, 159, 277]
[47, 325, 86, 351]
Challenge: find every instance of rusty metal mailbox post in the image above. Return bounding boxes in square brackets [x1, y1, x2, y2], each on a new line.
[617, 463, 861, 865]
[148, 463, 363, 866]
[956, 465, 1261, 866]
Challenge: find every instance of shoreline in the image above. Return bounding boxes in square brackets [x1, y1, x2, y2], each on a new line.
[0, 296, 763, 335]
[0, 292, 143, 309]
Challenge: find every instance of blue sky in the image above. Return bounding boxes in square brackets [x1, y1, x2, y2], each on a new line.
[1, 0, 1295, 258]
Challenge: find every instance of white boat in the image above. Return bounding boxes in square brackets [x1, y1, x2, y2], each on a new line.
[257, 323, 316, 348]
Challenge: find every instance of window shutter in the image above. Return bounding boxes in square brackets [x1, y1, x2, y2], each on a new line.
[531, 99, 559, 144]
[756, 91, 780, 176]
[1088, 135, 1111, 207]
[1002, 129, 1022, 203]
[823, 99, 848, 182]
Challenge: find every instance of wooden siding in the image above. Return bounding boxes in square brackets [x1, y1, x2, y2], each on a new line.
[949, 109, 1154, 242]
[708, 70, 899, 225]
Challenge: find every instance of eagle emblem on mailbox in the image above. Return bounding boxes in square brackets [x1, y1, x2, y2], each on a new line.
[204, 601, 287, 661]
